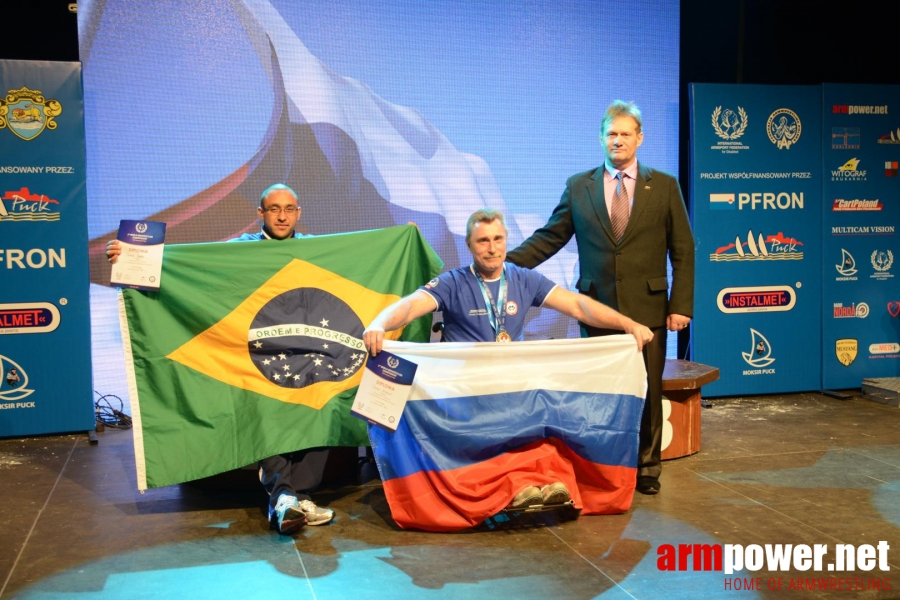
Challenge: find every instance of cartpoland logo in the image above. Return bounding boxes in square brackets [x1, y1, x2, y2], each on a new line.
[656, 540, 891, 593]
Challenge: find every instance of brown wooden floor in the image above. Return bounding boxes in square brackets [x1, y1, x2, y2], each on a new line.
[2, 391, 900, 599]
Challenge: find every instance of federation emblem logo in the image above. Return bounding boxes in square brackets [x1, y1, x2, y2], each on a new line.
[425, 277, 439, 289]
[887, 302, 900, 318]
[836, 249, 857, 278]
[506, 301, 518, 315]
[0, 354, 34, 402]
[835, 339, 858, 367]
[742, 329, 775, 367]
[871, 250, 894, 280]
[247, 288, 366, 388]
[711, 106, 748, 140]
[387, 356, 400, 369]
[0, 86, 63, 141]
[767, 108, 801, 149]
[135, 222, 148, 234]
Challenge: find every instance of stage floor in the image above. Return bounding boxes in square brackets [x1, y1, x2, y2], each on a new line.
[2, 392, 899, 599]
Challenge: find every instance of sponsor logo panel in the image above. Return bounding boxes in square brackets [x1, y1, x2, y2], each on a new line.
[835, 339, 857, 366]
[0, 187, 61, 222]
[710, 106, 749, 153]
[0, 86, 63, 141]
[710, 230, 802, 261]
[831, 158, 867, 182]
[832, 198, 882, 212]
[877, 128, 900, 144]
[831, 127, 860, 150]
[742, 329, 775, 374]
[832, 302, 869, 319]
[0, 354, 35, 404]
[718, 286, 796, 313]
[767, 108, 801, 149]
[0, 303, 61, 334]
[835, 249, 858, 280]
[870, 250, 894, 280]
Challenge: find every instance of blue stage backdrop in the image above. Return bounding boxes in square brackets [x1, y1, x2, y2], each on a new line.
[0, 60, 95, 436]
[690, 84, 823, 397]
[76, 0, 682, 379]
[822, 84, 900, 388]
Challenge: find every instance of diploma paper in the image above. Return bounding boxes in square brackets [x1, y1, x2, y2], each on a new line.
[351, 351, 418, 431]
[110, 220, 167, 291]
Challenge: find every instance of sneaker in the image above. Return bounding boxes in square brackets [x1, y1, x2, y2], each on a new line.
[297, 499, 334, 526]
[540, 482, 570, 505]
[272, 495, 307, 535]
[507, 485, 543, 510]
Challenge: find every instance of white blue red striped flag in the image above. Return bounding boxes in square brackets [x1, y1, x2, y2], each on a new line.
[367, 335, 647, 531]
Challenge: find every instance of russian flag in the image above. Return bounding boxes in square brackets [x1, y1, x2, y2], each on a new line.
[367, 335, 647, 532]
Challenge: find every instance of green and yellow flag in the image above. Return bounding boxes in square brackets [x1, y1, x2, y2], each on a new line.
[119, 225, 443, 490]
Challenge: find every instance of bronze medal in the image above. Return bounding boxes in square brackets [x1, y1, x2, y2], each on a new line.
[496, 331, 512, 343]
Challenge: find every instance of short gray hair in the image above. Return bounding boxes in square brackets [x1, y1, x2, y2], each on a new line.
[465, 208, 507, 244]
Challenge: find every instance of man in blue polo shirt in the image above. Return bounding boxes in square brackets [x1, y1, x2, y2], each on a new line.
[363, 207, 653, 509]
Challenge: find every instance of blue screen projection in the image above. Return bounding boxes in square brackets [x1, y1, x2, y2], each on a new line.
[78, 0, 680, 395]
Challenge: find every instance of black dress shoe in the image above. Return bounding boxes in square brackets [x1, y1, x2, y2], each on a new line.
[637, 476, 660, 495]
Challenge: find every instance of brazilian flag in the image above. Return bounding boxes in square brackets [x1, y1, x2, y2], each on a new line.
[119, 225, 442, 490]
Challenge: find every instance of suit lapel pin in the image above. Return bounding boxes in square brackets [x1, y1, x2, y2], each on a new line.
[644, 186, 651, 190]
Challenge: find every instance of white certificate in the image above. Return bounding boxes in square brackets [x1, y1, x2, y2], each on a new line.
[351, 351, 418, 431]
[110, 220, 167, 291]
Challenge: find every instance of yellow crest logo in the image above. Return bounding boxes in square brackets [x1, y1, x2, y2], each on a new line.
[835, 338, 858, 367]
[0, 86, 63, 141]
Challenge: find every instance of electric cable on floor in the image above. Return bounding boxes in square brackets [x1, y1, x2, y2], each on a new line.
[93, 391, 132, 429]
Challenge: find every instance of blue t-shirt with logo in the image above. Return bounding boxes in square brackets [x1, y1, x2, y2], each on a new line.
[419, 263, 557, 342]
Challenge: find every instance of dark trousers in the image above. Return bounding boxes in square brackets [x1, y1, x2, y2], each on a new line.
[582, 325, 667, 480]
[259, 447, 330, 513]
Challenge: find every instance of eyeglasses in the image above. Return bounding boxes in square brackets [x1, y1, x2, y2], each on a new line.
[263, 206, 298, 214]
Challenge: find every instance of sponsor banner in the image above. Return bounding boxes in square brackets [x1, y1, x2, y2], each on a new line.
[0, 60, 94, 436]
[823, 83, 900, 388]
[690, 83, 822, 396]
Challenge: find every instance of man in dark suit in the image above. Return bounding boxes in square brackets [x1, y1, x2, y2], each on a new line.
[507, 100, 694, 496]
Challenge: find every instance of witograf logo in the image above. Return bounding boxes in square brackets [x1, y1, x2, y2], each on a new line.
[247, 288, 367, 388]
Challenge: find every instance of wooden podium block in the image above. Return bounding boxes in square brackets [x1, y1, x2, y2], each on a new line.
[660, 359, 719, 460]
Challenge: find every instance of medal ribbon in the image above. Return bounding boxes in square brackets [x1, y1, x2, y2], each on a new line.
[472, 264, 507, 339]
